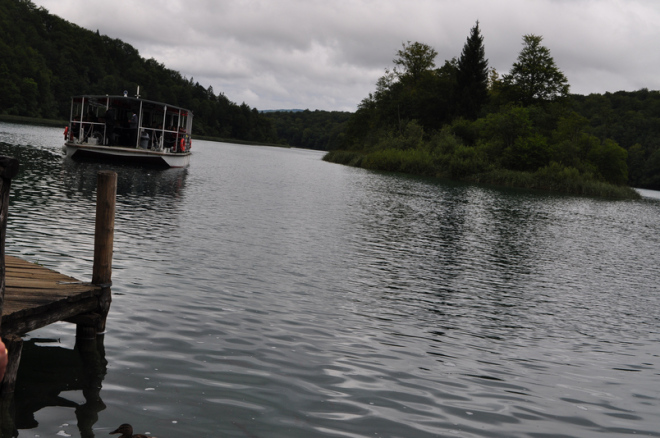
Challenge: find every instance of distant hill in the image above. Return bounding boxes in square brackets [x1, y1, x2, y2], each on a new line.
[0, 0, 276, 143]
[260, 109, 306, 113]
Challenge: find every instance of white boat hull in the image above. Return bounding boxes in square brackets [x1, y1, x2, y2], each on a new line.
[64, 142, 191, 168]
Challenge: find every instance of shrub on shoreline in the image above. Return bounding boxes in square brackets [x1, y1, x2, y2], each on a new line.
[324, 148, 640, 200]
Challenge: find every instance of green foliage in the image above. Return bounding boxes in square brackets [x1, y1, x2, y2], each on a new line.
[626, 143, 646, 187]
[471, 164, 638, 199]
[477, 105, 534, 149]
[0, 0, 277, 143]
[428, 127, 463, 155]
[502, 133, 550, 172]
[445, 144, 488, 178]
[361, 148, 435, 176]
[449, 118, 479, 146]
[587, 138, 628, 185]
[570, 89, 660, 189]
[502, 35, 569, 106]
[322, 150, 364, 167]
[643, 149, 660, 187]
[393, 41, 438, 84]
[262, 110, 351, 150]
[343, 42, 459, 146]
[330, 33, 639, 198]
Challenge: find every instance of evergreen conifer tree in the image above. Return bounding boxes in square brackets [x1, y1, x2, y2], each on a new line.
[456, 21, 489, 119]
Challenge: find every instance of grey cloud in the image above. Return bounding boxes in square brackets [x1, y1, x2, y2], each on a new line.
[33, 0, 660, 110]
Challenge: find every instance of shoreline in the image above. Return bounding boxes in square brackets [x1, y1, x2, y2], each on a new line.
[323, 150, 641, 200]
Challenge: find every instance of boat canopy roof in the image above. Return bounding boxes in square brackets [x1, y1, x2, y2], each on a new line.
[71, 95, 193, 116]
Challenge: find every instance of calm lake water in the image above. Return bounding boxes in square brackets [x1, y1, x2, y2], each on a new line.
[1, 121, 659, 438]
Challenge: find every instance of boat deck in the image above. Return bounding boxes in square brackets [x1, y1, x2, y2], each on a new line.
[1, 255, 103, 336]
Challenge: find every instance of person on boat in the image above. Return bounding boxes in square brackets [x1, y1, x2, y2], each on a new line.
[164, 126, 176, 151]
[105, 107, 116, 145]
[140, 130, 150, 149]
[71, 115, 81, 141]
[129, 112, 138, 147]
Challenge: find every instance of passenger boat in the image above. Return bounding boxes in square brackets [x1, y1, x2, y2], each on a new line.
[63, 93, 193, 168]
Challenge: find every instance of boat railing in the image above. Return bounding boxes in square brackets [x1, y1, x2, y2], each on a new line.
[68, 96, 191, 153]
[70, 120, 105, 145]
[138, 127, 188, 152]
[70, 121, 189, 153]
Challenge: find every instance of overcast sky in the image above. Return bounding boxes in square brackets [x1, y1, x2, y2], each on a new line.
[31, 0, 660, 112]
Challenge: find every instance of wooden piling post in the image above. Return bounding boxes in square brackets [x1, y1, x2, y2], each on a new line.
[91, 171, 116, 335]
[0, 157, 20, 331]
[0, 156, 20, 395]
[92, 171, 117, 287]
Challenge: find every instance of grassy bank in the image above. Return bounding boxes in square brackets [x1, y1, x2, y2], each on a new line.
[323, 149, 641, 199]
[0, 114, 67, 127]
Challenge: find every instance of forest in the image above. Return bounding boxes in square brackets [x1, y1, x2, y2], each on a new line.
[0, 0, 277, 143]
[569, 90, 660, 189]
[262, 110, 351, 150]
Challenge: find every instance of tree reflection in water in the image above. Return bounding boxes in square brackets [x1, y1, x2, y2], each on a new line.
[6, 336, 107, 438]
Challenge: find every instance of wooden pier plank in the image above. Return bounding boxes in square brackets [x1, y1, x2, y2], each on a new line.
[1, 255, 103, 337]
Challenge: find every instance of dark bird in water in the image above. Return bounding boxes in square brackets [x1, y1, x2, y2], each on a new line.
[110, 423, 156, 438]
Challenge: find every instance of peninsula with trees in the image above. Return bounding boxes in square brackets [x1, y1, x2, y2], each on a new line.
[324, 23, 644, 198]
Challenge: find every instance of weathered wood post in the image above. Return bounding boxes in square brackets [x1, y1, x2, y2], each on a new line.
[0, 156, 17, 432]
[0, 157, 20, 329]
[92, 170, 116, 287]
[0, 156, 20, 398]
[90, 170, 116, 335]
[73, 172, 115, 434]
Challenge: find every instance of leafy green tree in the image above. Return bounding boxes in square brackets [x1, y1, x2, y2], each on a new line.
[503, 133, 550, 172]
[478, 105, 533, 150]
[643, 149, 660, 187]
[502, 34, 569, 106]
[345, 41, 456, 140]
[393, 41, 438, 84]
[456, 21, 489, 119]
[588, 138, 628, 185]
[627, 143, 646, 186]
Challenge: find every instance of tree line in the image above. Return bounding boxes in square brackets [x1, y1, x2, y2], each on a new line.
[0, 0, 277, 143]
[569, 90, 660, 189]
[322, 22, 647, 197]
[262, 110, 351, 150]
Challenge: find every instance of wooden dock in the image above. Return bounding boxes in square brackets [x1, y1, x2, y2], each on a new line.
[0, 157, 116, 399]
[1, 256, 106, 337]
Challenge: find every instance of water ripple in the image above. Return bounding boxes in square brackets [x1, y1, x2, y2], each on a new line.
[2, 123, 660, 437]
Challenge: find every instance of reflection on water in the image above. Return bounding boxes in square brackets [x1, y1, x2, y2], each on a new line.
[12, 337, 107, 438]
[1, 122, 660, 437]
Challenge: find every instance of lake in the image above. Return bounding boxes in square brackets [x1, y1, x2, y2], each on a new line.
[1, 121, 659, 437]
